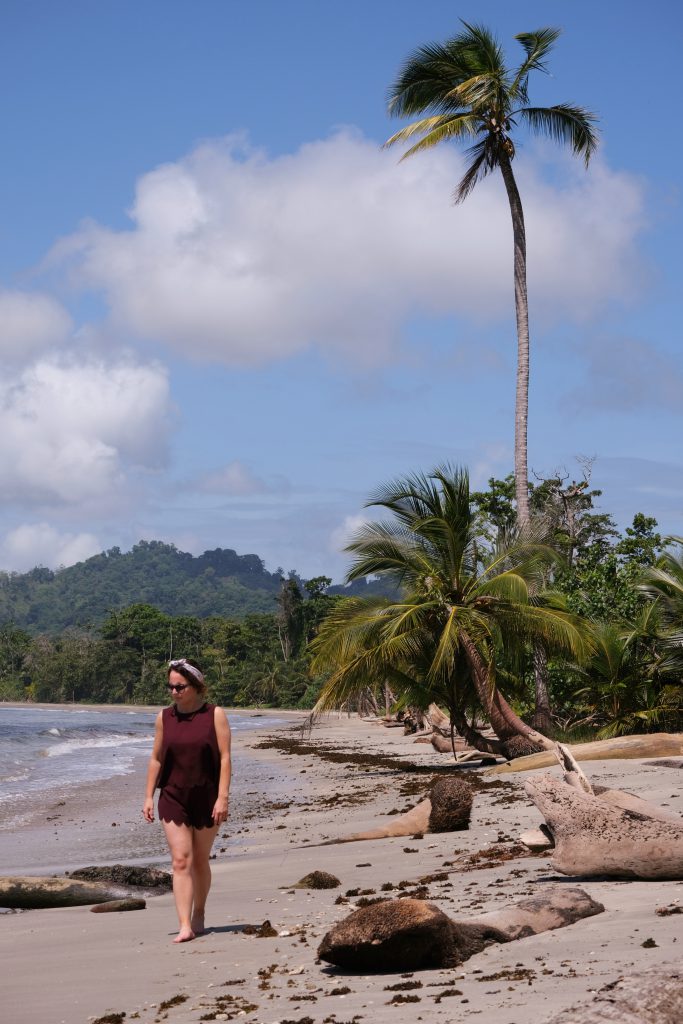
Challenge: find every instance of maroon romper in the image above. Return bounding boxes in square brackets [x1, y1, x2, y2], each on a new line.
[157, 703, 220, 829]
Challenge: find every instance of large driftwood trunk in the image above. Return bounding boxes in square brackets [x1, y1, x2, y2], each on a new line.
[544, 964, 683, 1023]
[0, 876, 133, 908]
[524, 774, 683, 879]
[485, 732, 683, 775]
[463, 888, 604, 941]
[318, 888, 603, 971]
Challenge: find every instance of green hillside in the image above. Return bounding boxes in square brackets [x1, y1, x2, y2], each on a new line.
[0, 540, 394, 634]
[0, 541, 283, 632]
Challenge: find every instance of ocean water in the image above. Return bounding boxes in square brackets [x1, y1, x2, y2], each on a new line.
[0, 704, 275, 830]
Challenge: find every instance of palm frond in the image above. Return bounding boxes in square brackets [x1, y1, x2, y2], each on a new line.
[446, 72, 504, 111]
[385, 114, 481, 159]
[518, 104, 599, 165]
[384, 114, 480, 154]
[511, 28, 561, 100]
[456, 21, 506, 75]
[387, 41, 481, 118]
[454, 138, 496, 202]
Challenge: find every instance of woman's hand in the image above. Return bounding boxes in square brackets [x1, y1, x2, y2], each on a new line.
[142, 797, 155, 823]
[212, 796, 229, 826]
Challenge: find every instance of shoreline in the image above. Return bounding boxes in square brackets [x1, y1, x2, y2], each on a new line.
[0, 707, 307, 876]
[0, 714, 681, 1024]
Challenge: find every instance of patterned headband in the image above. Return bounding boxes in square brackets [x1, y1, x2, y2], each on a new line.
[168, 658, 205, 684]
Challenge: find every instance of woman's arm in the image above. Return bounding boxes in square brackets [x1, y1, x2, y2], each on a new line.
[212, 706, 232, 826]
[142, 711, 164, 822]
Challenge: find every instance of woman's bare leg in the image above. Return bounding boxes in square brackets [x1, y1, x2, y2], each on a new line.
[163, 820, 195, 942]
[190, 823, 219, 934]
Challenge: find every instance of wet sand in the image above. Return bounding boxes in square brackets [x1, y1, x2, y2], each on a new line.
[0, 712, 681, 1024]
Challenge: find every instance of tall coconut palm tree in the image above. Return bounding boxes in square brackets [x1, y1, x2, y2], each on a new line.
[310, 466, 591, 757]
[385, 22, 598, 527]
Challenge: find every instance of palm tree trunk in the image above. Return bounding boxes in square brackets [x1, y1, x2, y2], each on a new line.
[531, 643, 553, 734]
[449, 705, 507, 756]
[498, 151, 530, 528]
[459, 631, 555, 752]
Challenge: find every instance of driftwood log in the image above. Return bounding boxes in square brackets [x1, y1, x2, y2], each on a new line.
[543, 963, 683, 1023]
[524, 763, 683, 880]
[0, 876, 133, 909]
[90, 898, 146, 913]
[485, 733, 683, 775]
[315, 777, 472, 844]
[318, 888, 603, 971]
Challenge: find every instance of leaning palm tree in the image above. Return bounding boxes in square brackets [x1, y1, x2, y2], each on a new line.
[385, 23, 598, 527]
[310, 466, 592, 757]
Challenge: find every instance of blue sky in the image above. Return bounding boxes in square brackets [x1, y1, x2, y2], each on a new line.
[0, 0, 681, 580]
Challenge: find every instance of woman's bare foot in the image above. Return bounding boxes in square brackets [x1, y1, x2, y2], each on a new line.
[173, 925, 195, 943]
[190, 911, 206, 936]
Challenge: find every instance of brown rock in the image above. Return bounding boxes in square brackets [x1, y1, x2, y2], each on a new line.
[291, 871, 340, 890]
[242, 919, 278, 937]
[428, 777, 472, 832]
[69, 864, 172, 890]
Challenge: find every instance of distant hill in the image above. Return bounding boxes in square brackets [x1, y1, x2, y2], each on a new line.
[0, 540, 395, 633]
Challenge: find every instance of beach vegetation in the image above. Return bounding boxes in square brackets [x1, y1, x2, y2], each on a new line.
[0, 483, 679, 732]
[310, 465, 592, 756]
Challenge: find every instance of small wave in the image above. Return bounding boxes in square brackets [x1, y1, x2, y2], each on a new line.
[45, 734, 154, 757]
[0, 769, 30, 785]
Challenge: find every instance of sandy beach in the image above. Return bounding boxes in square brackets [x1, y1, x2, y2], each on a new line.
[1, 711, 681, 1024]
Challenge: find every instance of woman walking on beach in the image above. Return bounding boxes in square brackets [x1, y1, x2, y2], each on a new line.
[143, 658, 231, 943]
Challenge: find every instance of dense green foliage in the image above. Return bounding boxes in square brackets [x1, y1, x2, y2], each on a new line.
[311, 466, 589, 756]
[0, 542, 284, 631]
[0, 475, 681, 734]
[311, 469, 681, 739]
[0, 580, 340, 708]
[0, 539, 392, 635]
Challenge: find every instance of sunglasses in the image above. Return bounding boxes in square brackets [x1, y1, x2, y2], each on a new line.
[167, 683, 190, 693]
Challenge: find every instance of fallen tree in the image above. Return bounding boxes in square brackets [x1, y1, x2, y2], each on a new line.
[485, 732, 683, 776]
[318, 887, 604, 971]
[0, 876, 134, 909]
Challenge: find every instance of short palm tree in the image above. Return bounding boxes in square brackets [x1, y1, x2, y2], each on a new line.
[385, 22, 598, 526]
[573, 606, 682, 738]
[310, 466, 591, 757]
[639, 539, 683, 655]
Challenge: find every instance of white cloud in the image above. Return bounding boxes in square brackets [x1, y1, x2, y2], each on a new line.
[55, 130, 646, 367]
[0, 356, 171, 505]
[330, 513, 368, 554]
[0, 523, 101, 571]
[198, 459, 271, 496]
[0, 290, 72, 364]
